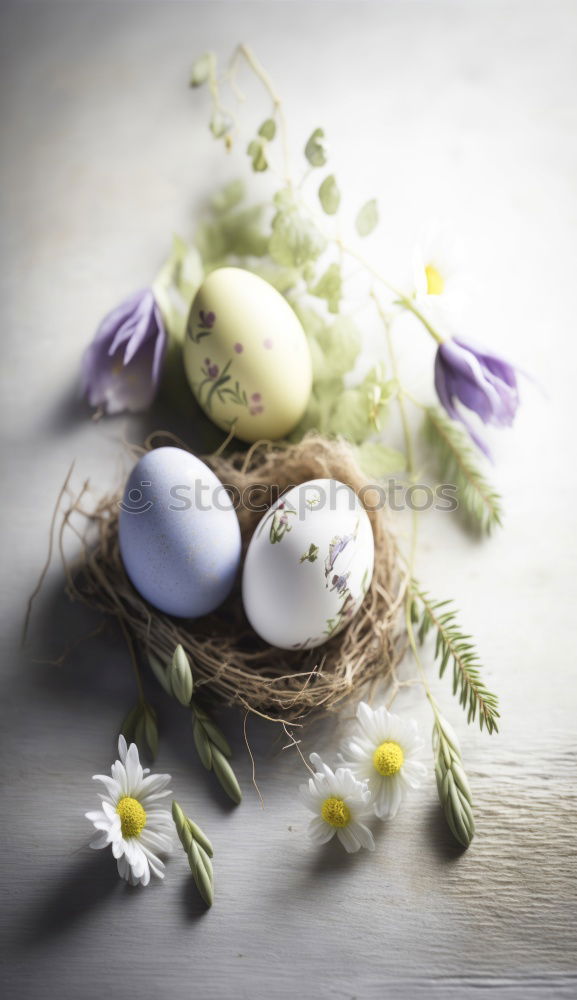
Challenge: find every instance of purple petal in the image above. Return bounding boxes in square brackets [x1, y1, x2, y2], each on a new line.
[81, 288, 166, 414]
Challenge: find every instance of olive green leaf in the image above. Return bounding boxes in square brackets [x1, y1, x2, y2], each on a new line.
[313, 315, 361, 379]
[190, 702, 240, 804]
[247, 138, 268, 172]
[258, 118, 276, 140]
[169, 644, 194, 706]
[190, 840, 214, 906]
[172, 801, 215, 907]
[327, 366, 395, 443]
[310, 262, 342, 314]
[433, 714, 475, 848]
[187, 817, 214, 858]
[269, 202, 327, 267]
[211, 746, 242, 805]
[195, 205, 269, 265]
[318, 174, 340, 215]
[356, 198, 379, 237]
[192, 716, 213, 769]
[305, 127, 327, 167]
[146, 652, 172, 695]
[355, 441, 406, 479]
[211, 179, 245, 214]
[210, 110, 233, 139]
[189, 51, 215, 88]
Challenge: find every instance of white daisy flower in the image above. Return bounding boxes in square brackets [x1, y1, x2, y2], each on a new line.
[86, 735, 173, 886]
[411, 223, 468, 323]
[341, 702, 427, 820]
[299, 753, 375, 853]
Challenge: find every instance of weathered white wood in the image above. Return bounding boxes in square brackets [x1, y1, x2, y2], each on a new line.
[1, 2, 576, 998]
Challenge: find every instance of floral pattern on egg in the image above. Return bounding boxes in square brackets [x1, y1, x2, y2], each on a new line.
[242, 478, 374, 650]
[183, 267, 312, 443]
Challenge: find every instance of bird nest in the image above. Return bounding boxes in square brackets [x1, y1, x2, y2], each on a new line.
[59, 433, 407, 722]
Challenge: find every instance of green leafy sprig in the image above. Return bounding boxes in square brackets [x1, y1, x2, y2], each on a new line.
[172, 800, 215, 906]
[191, 701, 242, 804]
[424, 406, 503, 535]
[433, 713, 475, 848]
[148, 647, 242, 804]
[412, 584, 500, 734]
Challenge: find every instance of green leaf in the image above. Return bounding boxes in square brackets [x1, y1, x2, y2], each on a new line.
[192, 704, 232, 757]
[424, 407, 503, 535]
[172, 801, 215, 906]
[269, 203, 327, 267]
[211, 179, 245, 215]
[433, 714, 475, 847]
[169, 644, 194, 706]
[143, 704, 159, 759]
[356, 198, 379, 237]
[210, 111, 233, 139]
[355, 441, 406, 479]
[325, 366, 395, 444]
[190, 52, 214, 88]
[187, 818, 214, 858]
[318, 174, 340, 215]
[147, 653, 171, 695]
[211, 746, 242, 804]
[258, 118, 276, 140]
[192, 718, 212, 769]
[310, 262, 342, 314]
[195, 205, 269, 265]
[190, 840, 214, 906]
[327, 387, 371, 442]
[247, 138, 268, 172]
[314, 315, 361, 379]
[120, 704, 140, 744]
[305, 127, 327, 167]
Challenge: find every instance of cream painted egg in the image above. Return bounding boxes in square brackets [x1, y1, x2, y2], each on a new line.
[183, 267, 312, 443]
[242, 479, 374, 650]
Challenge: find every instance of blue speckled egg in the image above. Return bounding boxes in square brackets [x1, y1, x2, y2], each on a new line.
[119, 447, 241, 618]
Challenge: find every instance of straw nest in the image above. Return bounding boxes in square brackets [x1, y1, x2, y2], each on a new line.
[60, 433, 407, 722]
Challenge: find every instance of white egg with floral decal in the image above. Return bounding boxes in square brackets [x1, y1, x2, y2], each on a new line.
[183, 267, 312, 443]
[242, 478, 374, 650]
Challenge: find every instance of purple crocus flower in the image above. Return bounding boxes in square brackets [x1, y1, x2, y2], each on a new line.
[81, 289, 166, 414]
[434, 336, 520, 457]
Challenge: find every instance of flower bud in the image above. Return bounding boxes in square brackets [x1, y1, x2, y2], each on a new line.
[169, 645, 194, 706]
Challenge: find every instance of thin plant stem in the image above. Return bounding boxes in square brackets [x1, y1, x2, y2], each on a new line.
[118, 617, 145, 703]
[236, 44, 292, 186]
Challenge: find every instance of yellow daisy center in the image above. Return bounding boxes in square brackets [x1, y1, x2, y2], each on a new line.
[425, 264, 445, 295]
[321, 796, 351, 828]
[117, 796, 147, 838]
[373, 741, 404, 777]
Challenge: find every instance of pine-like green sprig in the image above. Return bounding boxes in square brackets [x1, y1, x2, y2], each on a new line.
[433, 714, 475, 848]
[412, 584, 500, 734]
[172, 801, 214, 906]
[424, 406, 503, 535]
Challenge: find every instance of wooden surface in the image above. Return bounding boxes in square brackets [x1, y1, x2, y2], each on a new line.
[1, 2, 576, 997]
